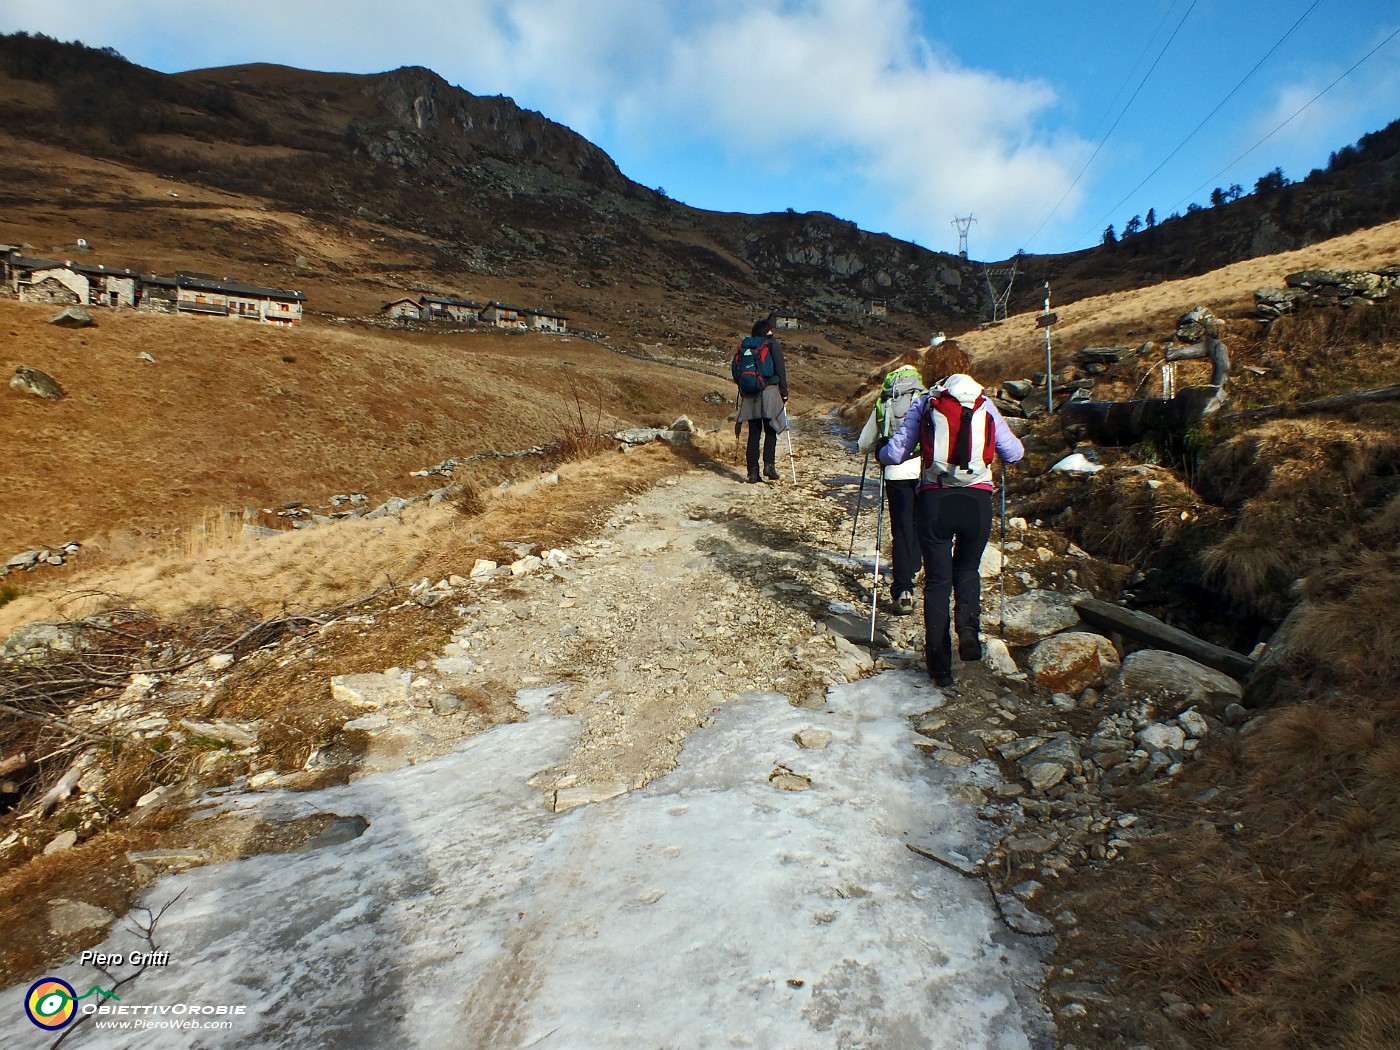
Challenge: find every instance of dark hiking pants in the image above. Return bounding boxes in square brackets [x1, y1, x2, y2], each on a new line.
[746, 420, 778, 474]
[916, 486, 993, 677]
[885, 478, 919, 598]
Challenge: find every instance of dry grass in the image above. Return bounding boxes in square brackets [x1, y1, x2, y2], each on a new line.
[1290, 491, 1400, 687]
[1195, 419, 1400, 619]
[0, 297, 739, 558]
[0, 441, 690, 635]
[1060, 691, 1400, 1050]
[956, 218, 1400, 384]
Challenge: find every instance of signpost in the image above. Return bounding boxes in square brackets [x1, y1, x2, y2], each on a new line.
[1041, 282, 1054, 413]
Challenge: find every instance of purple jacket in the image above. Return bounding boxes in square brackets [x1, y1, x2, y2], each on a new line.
[877, 390, 1024, 490]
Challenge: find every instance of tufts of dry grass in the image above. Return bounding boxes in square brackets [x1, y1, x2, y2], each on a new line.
[446, 478, 487, 518]
[1289, 491, 1400, 687]
[1196, 420, 1400, 620]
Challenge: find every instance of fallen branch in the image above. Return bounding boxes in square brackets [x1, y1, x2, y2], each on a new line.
[0, 702, 112, 744]
[51, 891, 185, 1050]
[906, 842, 1054, 938]
[32, 752, 95, 817]
[0, 751, 32, 778]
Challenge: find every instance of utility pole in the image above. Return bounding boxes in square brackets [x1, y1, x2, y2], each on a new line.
[1037, 281, 1057, 413]
[983, 257, 1018, 324]
[951, 215, 976, 259]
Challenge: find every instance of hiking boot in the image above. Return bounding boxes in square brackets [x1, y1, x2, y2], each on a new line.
[958, 631, 982, 662]
[931, 670, 955, 688]
[763, 465, 780, 480]
[892, 592, 915, 616]
[746, 469, 763, 484]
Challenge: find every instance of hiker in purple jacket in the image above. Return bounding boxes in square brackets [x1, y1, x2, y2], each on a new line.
[879, 369, 1024, 687]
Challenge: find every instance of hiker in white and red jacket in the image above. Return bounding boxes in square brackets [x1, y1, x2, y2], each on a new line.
[733, 315, 789, 483]
[878, 361, 1024, 687]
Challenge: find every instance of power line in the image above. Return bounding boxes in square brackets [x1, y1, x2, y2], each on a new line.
[1073, 1, 1183, 156]
[1167, 21, 1400, 215]
[1019, 0, 1199, 251]
[1073, 0, 1325, 247]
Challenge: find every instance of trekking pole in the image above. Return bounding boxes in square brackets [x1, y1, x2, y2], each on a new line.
[999, 471, 1008, 639]
[869, 471, 886, 645]
[784, 409, 797, 486]
[847, 454, 869, 558]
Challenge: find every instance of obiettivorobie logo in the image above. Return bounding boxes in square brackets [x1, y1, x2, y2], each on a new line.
[24, 977, 119, 1030]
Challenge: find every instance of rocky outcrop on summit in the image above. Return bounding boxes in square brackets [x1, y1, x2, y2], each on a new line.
[358, 66, 632, 194]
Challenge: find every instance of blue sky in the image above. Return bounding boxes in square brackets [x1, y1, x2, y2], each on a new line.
[3, 0, 1398, 261]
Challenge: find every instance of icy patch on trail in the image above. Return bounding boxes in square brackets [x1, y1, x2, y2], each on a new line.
[5, 675, 1050, 1049]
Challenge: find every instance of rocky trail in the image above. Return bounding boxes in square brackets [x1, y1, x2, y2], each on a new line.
[4, 413, 1249, 1049]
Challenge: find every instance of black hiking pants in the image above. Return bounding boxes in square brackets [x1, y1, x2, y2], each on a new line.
[916, 486, 993, 678]
[885, 478, 919, 598]
[746, 420, 778, 475]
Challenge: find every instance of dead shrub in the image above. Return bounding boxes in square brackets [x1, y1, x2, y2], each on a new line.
[549, 383, 617, 463]
[447, 478, 487, 518]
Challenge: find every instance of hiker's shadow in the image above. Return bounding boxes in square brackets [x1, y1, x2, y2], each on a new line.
[697, 508, 884, 624]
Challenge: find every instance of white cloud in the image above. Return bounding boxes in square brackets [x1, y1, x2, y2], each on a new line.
[1216, 24, 1400, 190]
[479, 0, 1088, 254]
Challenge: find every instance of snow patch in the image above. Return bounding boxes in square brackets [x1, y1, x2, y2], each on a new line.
[4, 675, 1050, 1048]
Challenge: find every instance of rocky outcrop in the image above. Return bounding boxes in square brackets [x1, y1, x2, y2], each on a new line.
[359, 66, 633, 194]
[738, 212, 985, 318]
[1254, 267, 1399, 317]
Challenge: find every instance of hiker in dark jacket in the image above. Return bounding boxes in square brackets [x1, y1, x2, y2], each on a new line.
[878, 356, 1023, 687]
[734, 316, 789, 483]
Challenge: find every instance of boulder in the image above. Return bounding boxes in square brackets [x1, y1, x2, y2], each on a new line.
[1254, 287, 1305, 315]
[989, 589, 1082, 644]
[1003, 379, 1034, 401]
[978, 542, 1004, 578]
[331, 672, 411, 709]
[179, 719, 258, 748]
[1137, 723, 1187, 753]
[1017, 737, 1082, 793]
[982, 637, 1020, 678]
[0, 621, 89, 657]
[1028, 632, 1121, 694]
[6, 550, 43, 570]
[47, 305, 94, 328]
[10, 365, 64, 400]
[1108, 649, 1243, 717]
[48, 899, 115, 938]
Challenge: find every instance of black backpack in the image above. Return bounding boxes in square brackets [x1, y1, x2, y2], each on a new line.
[732, 336, 776, 396]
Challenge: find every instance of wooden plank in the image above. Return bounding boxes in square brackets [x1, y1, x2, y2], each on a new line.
[1073, 597, 1254, 680]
